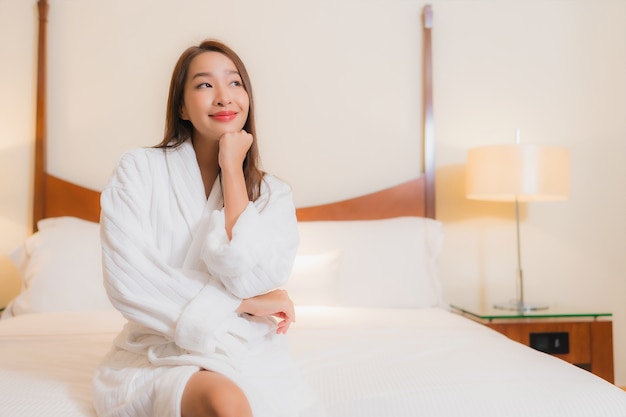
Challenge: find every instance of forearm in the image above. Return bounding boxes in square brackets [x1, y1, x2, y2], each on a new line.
[234, 289, 295, 334]
[221, 167, 249, 240]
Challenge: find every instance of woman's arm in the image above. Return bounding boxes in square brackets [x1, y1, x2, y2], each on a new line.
[201, 175, 299, 299]
[218, 130, 253, 240]
[101, 150, 242, 354]
[237, 289, 295, 334]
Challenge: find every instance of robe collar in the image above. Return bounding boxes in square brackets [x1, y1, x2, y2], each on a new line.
[166, 140, 224, 231]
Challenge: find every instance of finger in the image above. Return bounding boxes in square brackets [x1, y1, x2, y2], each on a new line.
[276, 311, 293, 329]
[276, 319, 291, 335]
[276, 320, 285, 334]
[276, 310, 293, 324]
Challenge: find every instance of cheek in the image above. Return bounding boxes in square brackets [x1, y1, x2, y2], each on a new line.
[185, 97, 212, 121]
[239, 94, 250, 117]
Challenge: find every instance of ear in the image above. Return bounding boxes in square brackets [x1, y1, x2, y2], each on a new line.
[179, 104, 188, 120]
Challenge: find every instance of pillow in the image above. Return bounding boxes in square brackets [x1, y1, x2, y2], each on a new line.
[296, 217, 444, 308]
[1, 217, 112, 319]
[285, 250, 343, 306]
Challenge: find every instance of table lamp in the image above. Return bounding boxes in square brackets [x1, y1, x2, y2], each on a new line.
[465, 128, 570, 311]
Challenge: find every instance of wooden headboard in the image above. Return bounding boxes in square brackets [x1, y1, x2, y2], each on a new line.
[31, 1, 435, 229]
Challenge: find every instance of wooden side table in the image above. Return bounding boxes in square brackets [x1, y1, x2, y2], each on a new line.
[450, 303, 614, 384]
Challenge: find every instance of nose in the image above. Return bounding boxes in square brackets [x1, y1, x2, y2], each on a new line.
[214, 86, 232, 106]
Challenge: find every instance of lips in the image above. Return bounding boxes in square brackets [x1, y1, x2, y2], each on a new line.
[210, 111, 237, 122]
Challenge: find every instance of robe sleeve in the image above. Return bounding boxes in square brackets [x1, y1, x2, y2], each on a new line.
[201, 175, 300, 299]
[100, 150, 241, 354]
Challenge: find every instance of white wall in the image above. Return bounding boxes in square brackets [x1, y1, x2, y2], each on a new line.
[1, 0, 624, 384]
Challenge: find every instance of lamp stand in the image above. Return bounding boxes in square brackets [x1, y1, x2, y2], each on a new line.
[493, 197, 549, 312]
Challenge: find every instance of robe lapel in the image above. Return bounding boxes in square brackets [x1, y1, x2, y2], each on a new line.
[165, 140, 207, 234]
[182, 180, 224, 271]
[166, 140, 225, 271]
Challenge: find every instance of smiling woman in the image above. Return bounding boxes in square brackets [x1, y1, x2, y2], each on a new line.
[91, 39, 323, 417]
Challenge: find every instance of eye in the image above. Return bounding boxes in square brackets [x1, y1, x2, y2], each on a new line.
[196, 82, 212, 89]
[230, 80, 243, 87]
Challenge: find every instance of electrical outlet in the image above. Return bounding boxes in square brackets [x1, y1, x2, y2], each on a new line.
[529, 332, 570, 354]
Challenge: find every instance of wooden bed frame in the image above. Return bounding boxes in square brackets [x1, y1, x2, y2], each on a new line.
[31, 0, 435, 227]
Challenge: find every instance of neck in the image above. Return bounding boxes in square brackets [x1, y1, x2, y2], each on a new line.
[191, 136, 220, 198]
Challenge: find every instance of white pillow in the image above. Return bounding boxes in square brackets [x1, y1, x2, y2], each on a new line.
[296, 217, 444, 308]
[1, 217, 112, 319]
[286, 250, 343, 306]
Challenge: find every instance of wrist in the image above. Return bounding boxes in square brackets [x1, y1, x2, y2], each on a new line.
[219, 160, 245, 175]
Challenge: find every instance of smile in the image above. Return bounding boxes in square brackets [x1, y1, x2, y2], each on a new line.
[210, 111, 237, 122]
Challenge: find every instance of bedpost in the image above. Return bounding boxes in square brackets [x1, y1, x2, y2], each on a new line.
[422, 5, 435, 219]
[33, 0, 49, 232]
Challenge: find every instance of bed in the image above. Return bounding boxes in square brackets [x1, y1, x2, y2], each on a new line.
[1, 1, 625, 416]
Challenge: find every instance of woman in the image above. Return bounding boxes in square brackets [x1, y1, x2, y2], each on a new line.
[93, 40, 321, 417]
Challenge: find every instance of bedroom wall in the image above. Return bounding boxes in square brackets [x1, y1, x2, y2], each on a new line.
[1, 0, 624, 385]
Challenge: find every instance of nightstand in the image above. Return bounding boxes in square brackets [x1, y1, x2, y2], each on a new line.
[450, 302, 614, 384]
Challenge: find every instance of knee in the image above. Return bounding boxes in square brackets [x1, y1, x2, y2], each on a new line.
[202, 387, 252, 417]
[182, 371, 253, 417]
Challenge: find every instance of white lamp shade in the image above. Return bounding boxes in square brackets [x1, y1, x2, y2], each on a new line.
[466, 144, 570, 202]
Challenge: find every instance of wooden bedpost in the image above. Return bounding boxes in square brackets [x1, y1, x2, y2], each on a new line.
[422, 5, 435, 219]
[33, 0, 49, 232]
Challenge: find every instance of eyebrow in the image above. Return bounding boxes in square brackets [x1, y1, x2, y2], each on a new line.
[191, 70, 240, 80]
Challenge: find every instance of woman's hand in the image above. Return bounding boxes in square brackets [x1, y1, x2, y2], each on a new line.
[218, 130, 253, 173]
[236, 289, 295, 335]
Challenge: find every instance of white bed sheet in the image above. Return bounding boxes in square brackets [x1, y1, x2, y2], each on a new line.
[0, 307, 624, 417]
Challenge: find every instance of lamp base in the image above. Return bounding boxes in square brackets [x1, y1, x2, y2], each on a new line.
[493, 300, 549, 312]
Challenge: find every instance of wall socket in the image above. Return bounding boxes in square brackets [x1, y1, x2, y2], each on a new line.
[529, 332, 570, 354]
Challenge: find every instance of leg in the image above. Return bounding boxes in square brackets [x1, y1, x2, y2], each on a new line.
[181, 370, 253, 417]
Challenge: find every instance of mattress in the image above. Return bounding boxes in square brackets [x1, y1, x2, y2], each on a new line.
[0, 307, 624, 417]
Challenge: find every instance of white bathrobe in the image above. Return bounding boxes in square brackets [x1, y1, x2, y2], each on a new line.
[92, 140, 321, 417]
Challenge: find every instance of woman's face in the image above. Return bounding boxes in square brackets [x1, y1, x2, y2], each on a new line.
[180, 51, 250, 142]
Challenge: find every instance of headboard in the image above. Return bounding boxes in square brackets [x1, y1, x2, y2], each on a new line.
[31, 0, 435, 228]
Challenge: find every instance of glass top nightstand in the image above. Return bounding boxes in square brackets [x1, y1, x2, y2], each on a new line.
[448, 300, 615, 383]
[449, 301, 612, 322]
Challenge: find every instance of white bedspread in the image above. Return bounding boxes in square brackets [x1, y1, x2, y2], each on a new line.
[0, 307, 624, 417]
